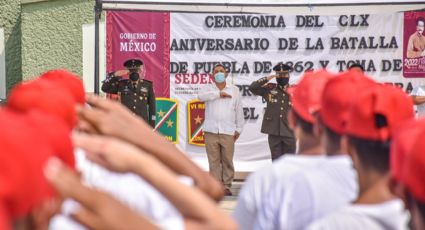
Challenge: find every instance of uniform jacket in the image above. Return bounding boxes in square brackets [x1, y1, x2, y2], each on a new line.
[249, 77, 294, 137]
[102, 74, 156, 127]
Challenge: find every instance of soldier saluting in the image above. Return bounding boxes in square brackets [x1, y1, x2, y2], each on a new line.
[102, 58, 156, 127]
[249, 62, 296, 161]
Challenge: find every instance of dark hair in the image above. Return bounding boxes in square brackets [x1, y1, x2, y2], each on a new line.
[348, 135, 390, 174]
[417, 17, 425, 26]
[348, 63, 365, 72]
[316, 116, 342, 154]
[323, 123, 342, 146]
[292, 109, 314, 135]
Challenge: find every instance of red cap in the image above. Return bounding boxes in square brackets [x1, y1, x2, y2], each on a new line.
[26, 110, 75, 169]
[390, 118, 425, 182]
[402, 126, 425, 203]
[346, 84, 414, 141]
[0, 109, 55, 219]
[291, 69, 334, 123]
[7, 79, 77, 129]
[320, 70, 376, 134]
[40, 69, 85, 104]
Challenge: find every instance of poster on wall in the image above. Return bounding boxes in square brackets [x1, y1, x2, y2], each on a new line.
[106, 10, 425, 170]
[403, 11, 425, 78]
[106, 11, 170, 97]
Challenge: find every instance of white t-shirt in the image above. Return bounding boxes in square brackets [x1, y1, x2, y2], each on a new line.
[49, 149, 185, 230]
[307, 199, 409, 230]
[233, 155, 325, 230]
[198, 83, 244, 135]
[411, 86, 425, 117]
[255, 155, 358, 230]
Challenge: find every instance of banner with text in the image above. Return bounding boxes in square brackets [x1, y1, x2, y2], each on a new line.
[107, 11, 425, 168]
[170, 12, 425, 163]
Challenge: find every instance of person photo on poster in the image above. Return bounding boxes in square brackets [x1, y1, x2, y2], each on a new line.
[406, 17, 425, 59]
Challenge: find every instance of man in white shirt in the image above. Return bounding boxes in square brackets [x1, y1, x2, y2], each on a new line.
[308, 84, 414, 230]
[410, 85, 425, 117]
[255, 70, 375, 230]
[233, 70, 333, 229]
[198, 64, 244, 196]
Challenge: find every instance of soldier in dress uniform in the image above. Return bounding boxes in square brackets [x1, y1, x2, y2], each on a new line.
[101, 58, 156, 127]
[249, 62, 296, 160]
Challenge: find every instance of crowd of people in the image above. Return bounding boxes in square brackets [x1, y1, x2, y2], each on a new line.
[1, 65, 425, 230]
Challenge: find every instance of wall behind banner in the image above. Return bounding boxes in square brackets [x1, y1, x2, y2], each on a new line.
[0, 0, 97, 95]
[0, 0, 22, 93]
[21, 0, 94, 81]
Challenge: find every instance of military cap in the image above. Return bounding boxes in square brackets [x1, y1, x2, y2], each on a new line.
[273, 62, 292, 72]
[124, 59, 144, 69]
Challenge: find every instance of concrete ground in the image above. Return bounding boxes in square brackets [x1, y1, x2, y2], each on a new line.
[218, 181, 243, 214]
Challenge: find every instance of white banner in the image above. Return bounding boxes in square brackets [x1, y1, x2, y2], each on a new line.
[170, 12, 425, 170]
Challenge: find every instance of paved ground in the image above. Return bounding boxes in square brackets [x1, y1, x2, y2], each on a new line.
[218, 181, 243, 214]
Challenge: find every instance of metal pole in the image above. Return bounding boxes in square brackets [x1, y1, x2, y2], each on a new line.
[94, 0, 102, 95]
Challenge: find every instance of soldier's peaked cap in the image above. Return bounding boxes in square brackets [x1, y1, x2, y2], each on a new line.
[273, 62, 292, 72]
[124, 59, 143, 69]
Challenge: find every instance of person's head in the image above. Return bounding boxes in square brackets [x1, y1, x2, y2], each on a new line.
[40, 69, 85, 105]
[7, 79, 77, 130]
[289, 69, 333, 148]
[347, 63, 365, 73]
[416, 17, 424, 35]
[389, 118, 425, 200]
[273, 62, 292, 87]
[400, 126, 425, 230]
[124, 59, 144, 81]
[345, 84, 414, 178]
[212, 64, 228, 84]
[319, 70, 376, 155]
